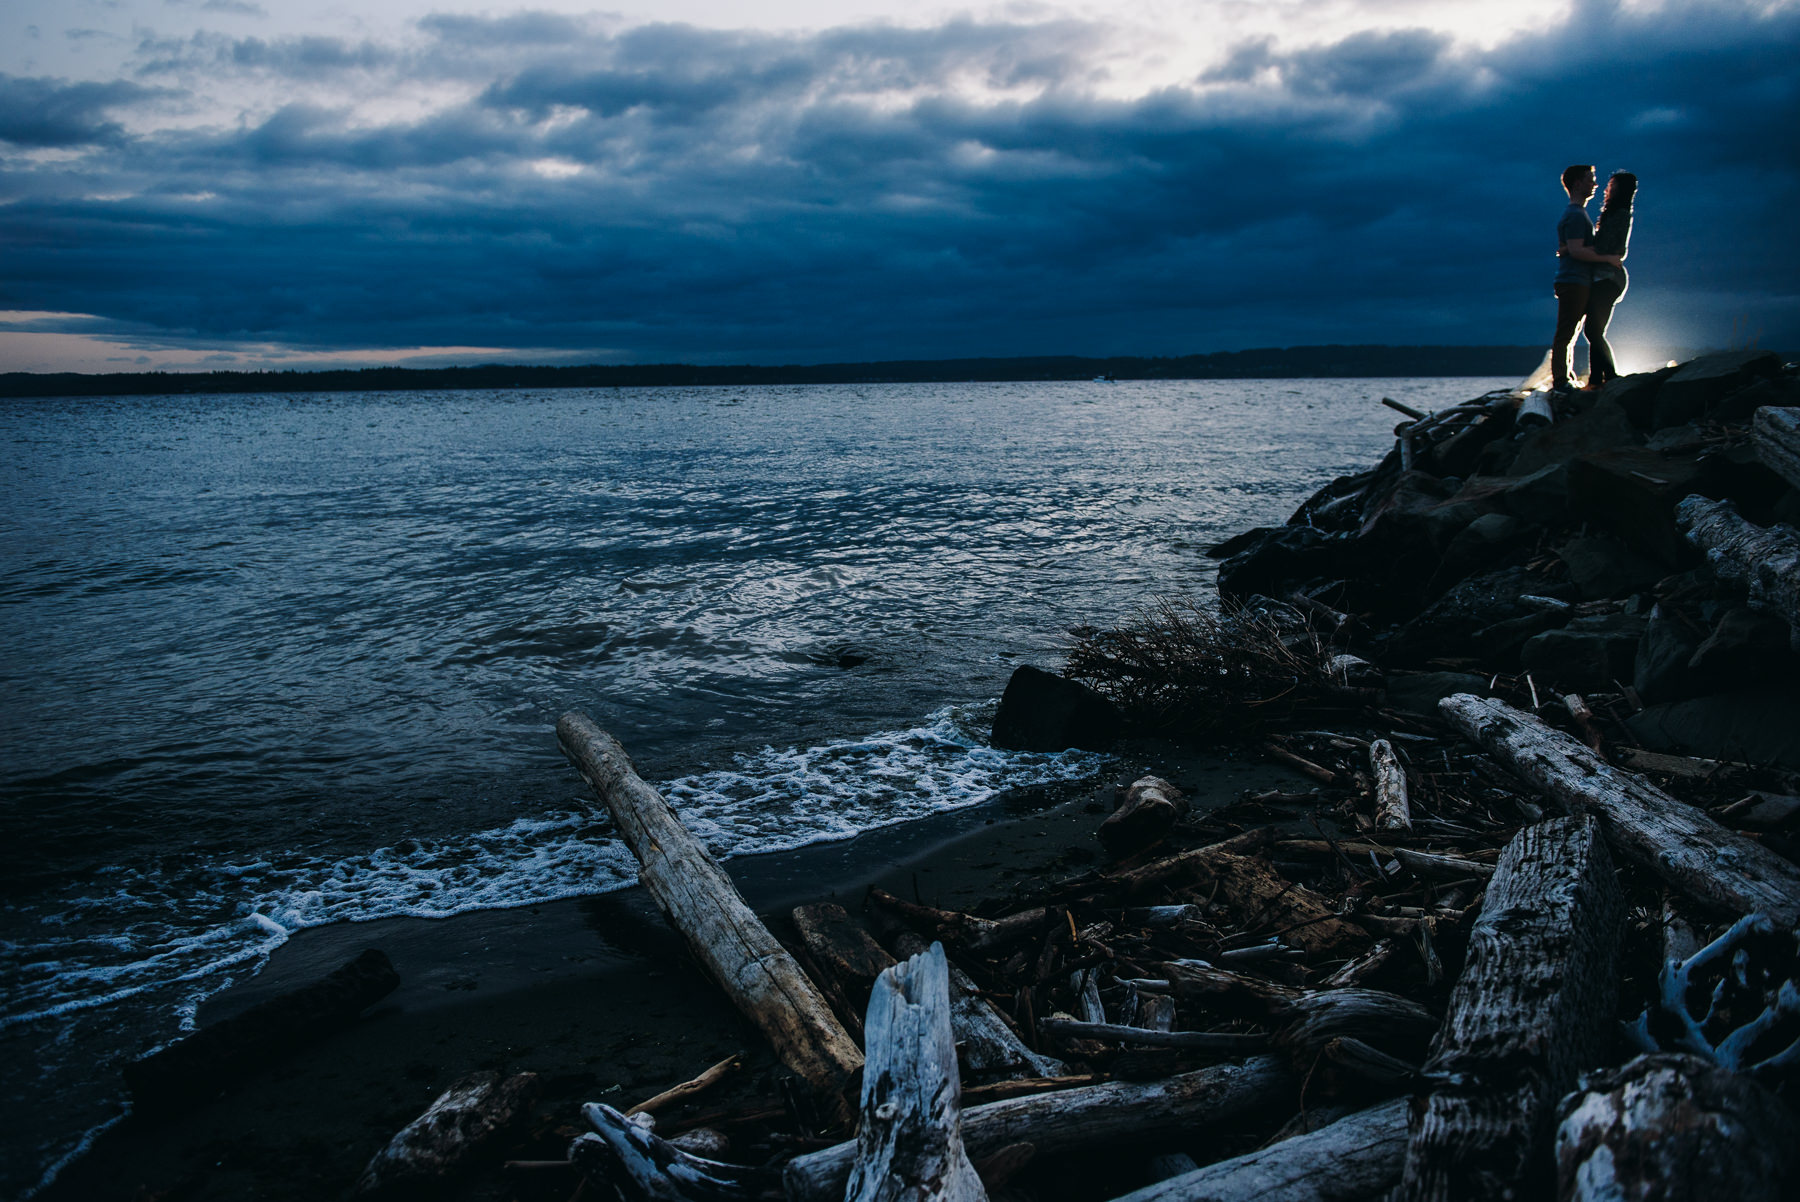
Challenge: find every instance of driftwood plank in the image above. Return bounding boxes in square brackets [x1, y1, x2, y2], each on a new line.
[784, 1057, 1297, 1202]
[1396, 816, 1624, 1201]
[556, 713, 862, 1102]
[1439, 693, 1800, 924]
[353, 1071, 538, 1197]
[1555, 1052, 1800, 1201]
[1106, 1097, 1410, 1202]
[1753, 405, 1800, 492]
[1677, 494, 1800, 642]
[1370, 739, 1412, 831]
[846, 943, 987, 1202]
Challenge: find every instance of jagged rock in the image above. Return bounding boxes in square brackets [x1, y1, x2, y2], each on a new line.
[1357, 470, 1457, 540]
[1652, 351, 1783, 430]
[1216, 526, 1343, 600]
[1626, 688, 1800, 770]
[1688, 606, 1799, 689]
[1552, 535, 1667, 601]
[1497, 465, 1572, 528]
[1634, 603, 1705, 704]
[1599, 366, 1676, 429]
[1509, 397, 1643, 477]
[1385, 671, 1489, 715]
[1567, 448, 1711, 564]
[1432, 513, 1539, 592]
[1430, 409, 1515, 478]
[1473, 432, 1524, 475]
[1715, 374, 1800, 423]
[1286, 470, 1379, 533]
[1520, 613, 1647, 693]
[991, 665, 1124, 752]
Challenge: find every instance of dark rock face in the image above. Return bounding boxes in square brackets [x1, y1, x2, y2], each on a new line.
[1432, 512, 1538, 592]
[1599, 366, 1676, 429]
[1552, 535, 1666, 601]
[1566, 449, 1711, 564]
[1385, 671, 1489, 715]
[1651, 350, 1782, 429]
[1509, 397, 1642, 478]
[1714, 374, 1800, 423]
[1627, 688, 1800, 770]
[1688, 606, 1799, 690]
[990, 664, 1124, 752]
[1216, 526, 1342, 600]
[1386, 565, 1567, 663]
[1634, 604, 1705, 704]
[1520, 613, 1647, 693]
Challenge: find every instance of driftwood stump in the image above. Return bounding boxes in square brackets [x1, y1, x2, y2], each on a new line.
[1098, 776, 1189, 857]
[353, 1071, 538, 1197]
[845, 943, 987, 1202]
[890, 931, 1068, 1081]
[1396, 816, 1624, 1201]
[1555, 1052, 1800, 1201]
[1439, 694, 1800, 924]
[1676, 494, 1800, 646]
[556, 714, 862, 1105]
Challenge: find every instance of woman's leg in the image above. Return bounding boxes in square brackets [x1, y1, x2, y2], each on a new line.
[1552, 282, 1589, 389]
[1585, 280, 1622, 386]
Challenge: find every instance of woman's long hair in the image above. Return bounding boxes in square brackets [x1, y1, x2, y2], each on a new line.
[1593, 171, 1637, 257]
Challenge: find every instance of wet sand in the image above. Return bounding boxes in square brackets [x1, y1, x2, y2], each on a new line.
[44, 743, 1300, 1202]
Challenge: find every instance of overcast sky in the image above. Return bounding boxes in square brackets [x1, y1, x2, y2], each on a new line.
[1, 0, 1796, 372]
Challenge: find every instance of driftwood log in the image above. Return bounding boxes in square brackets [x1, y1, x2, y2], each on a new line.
[1369, 739, 1411, 831]
[1036, 1017, 1268, 1054]
[891, 931, 1069, 1080]
[1676, 494, 1800, 644]
[845, 943, 987, 1202]
[784, 1056, 1297, 1202]
[1102, 828, 1273, 896]
[1107, 1097, 1410, 1202]
[1438, 694, 1800, 924]
[1755, 405, 1800, 491]
[868, 889, 1054, 952]
[1554, 1052, 1800, 1201]
[1396, 816, 1624, 1201]
[353, 1071, 538, 1197]
[1156, 960, 1438, 1064]
[124, 947, 399, 1110]
[571, 1104, 782, 1201]
[556, 714, 862, 1103]
[1099, 776, 1189, 857]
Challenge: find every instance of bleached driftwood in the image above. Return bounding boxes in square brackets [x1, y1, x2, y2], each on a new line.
[891, 931, 1068, 1081]
[353, 1071, 539, 1197]
[1438, 694, 1800, 924]
[626, 1055, 741, 1117]
[1036, 1017, 1268, 1053]
[868, 889, 1054, 952]
[1370, 739, 1412, 831]
[1107, 1097, 1410, 1202]
[1676, 494, 1800, 643]
[556, 714, 862, 1102]
[1394, 848, 1493, 882]
[1101, 828, 1273, 896]
[125, 947, 399, 1110]
[1555, 1052, 1800, 1201]
[1395, 816, 1623, 1202]
[784, 1057, 1297, 1202]
[1099, 775, 1189, 857]
[1755, 405, 1800, 491]
[845, 943, 987, 1202]
[571, 1105, 781, 1202]
[1155, 959, 1438, 1064]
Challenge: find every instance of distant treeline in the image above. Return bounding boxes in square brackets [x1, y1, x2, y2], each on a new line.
[1, 345, 1549, 398]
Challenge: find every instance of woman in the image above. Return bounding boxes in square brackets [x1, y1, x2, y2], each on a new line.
[1584, 171, 1637, 388]
[1548, 164, 1622, 394]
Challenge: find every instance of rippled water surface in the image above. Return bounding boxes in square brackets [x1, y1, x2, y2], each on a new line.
[0, 377, 1508, 1192]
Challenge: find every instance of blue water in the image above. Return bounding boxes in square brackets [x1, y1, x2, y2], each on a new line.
[0, 377, 1508, 1192]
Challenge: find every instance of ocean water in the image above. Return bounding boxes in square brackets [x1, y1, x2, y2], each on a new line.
[0, 377, 1509, 1192]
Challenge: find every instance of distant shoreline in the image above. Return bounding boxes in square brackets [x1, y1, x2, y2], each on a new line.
[0, 344, 1545, 399]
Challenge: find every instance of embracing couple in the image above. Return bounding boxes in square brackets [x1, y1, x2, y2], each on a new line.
[1550, 163, 1638, 395]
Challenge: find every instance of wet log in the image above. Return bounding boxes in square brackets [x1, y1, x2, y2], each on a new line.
[1396, 815, 1624, 1202]
[556, 714, 862, 1102]
[846, 943, 986, 1202]
[1370, 739, 1411, 831]
[353, 1071, 539, 1197]
[1322, 939, 1399, 989]
[784, 1056, 1297, 1202]
[1156, 961, 1438, 1063]
[1101, 828, 1273, 896]
[892, 932, 1068, 1081]
[1554, 1052, 1800, 1201]
[1754, 405, 1800, 491]
[124, 947, 399, 1111]
[1098, 776, 1189, 858]
[1123, 850, 1367, 959]
[1438, 694, 1800, 924]
[1677, 495, 1800, 642]
[571, 1105, 782, 1202]
[1037, 1017, 1268, 1054]
[869, 889, 1054, 952]
[1107, 1097, 1410, 1202]
[1394, 848, 1494, 882]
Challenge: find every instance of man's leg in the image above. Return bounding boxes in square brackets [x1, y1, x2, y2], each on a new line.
[1551, 282, 1589, 389]
[1584, 281, 1622, 386]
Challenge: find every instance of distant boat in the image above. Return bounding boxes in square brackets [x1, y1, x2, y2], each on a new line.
[1092, 375, 1117, 383]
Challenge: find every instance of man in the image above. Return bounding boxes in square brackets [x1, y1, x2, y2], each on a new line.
[1550, 164, 1624, 395]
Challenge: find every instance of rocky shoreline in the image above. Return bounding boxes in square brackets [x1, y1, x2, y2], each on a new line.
[43, 354, 1800, 1201]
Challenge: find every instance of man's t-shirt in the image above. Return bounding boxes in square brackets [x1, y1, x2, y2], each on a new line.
[1555, 203, 1594, 287]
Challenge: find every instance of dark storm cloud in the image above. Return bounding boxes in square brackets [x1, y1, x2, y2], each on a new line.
[3, 0, 1798, 363]
[0, 74, 161, 146]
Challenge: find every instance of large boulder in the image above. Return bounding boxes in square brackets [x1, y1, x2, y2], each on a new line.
[1626, 688, 1800, 770]
[1385, 671, 1489, 715]
[1634, 603, 1705, 704]
[1552, 535, 1667, 601]
[1216, 525, 1346, 601]
[1713, 373, 1800, 423]
[1385, 565, 1570, 663]
[1688, 606, 1800, 691]
[1566, 447, 1711, 564]
[1599, 366, 1676, 430]
[1431, 512, 1539, 592]
[1508, 397, 1643, 477]
[1652, 351, 1783, 429]
[990, 665, 1124, 751]
[1429, 408, 1515, 478]
[1520, 612, 1647, 692]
